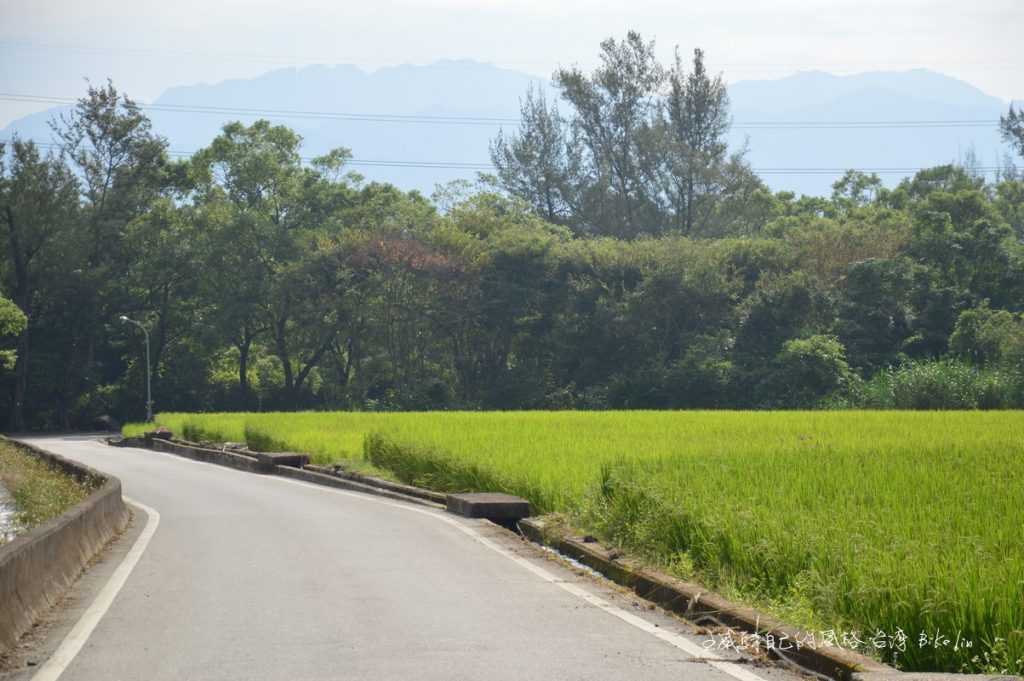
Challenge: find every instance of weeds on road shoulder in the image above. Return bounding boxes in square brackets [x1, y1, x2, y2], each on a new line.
[0, 441, 95, 541]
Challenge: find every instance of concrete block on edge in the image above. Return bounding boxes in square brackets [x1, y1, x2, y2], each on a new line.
[251, 451, 310, 468]
[446, 493, 530, 521]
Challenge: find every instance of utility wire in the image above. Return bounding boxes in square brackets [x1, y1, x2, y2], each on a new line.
[3, 138, 1007, 176]
[0, 93, 519, 126]
[3, 139, 495, 170]
[0, 93, 1002, 130]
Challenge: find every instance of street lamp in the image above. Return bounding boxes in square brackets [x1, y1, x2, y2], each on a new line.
[120, 315, 153, 422]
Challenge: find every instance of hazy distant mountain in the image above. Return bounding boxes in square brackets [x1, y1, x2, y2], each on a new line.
[1, 60, 556, 197]
[728, 69, 1011, 195]
[2, 61, 1014, 197]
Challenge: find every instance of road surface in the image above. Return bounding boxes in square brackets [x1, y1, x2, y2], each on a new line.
[8, 435, 804, 681]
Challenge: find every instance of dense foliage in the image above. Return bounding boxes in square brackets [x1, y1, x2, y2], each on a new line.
[1, 39, 1023, 427]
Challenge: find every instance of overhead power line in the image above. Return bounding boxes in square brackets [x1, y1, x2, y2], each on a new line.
[0, 93, 1002, 130]
[0, 93, 520, 126]
[3, 139, 495, 170]
[3, 138, 1007, 176]
[734, 121, 999, 129]
[754, 167, 1002, 175]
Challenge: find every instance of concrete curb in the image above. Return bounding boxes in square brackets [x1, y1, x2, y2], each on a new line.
[115, 437, 445, 510]
[304, 464, 447, 505]
[0, 438, 130, 657]
[521, 516, 970, 681]
[149, 438, 269, 473]
[274, 466, 444, 509]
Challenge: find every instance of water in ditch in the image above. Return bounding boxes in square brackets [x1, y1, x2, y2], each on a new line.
[0, 481, 21, 543]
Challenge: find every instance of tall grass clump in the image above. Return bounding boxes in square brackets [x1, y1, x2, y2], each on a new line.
[836, 359, 1015, 409]
[131, 411, 395, 464]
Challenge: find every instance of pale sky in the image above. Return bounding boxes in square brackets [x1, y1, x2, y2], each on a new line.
[0, 0, 1021, 127]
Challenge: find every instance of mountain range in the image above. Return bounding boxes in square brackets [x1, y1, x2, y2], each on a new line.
[2, 60, 1016, 197]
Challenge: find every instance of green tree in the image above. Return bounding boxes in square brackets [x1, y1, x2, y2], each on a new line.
[496, 35, 760, 239]
[658, 48, 757, 235]
[831, 170, 884, 215]
[48, 81, 169, 427]
[734, 271, 831, 367]
[770, 335, 855, 407]
[119, 198, 204, 415]
[490, 86, 581, 226]
[191, 186, 272, 407]
[1001, 105, 1024, 159]
[949, 302, 1024, 370]
[835, 258, 915, 372]
[0, 294, 26, 371]
[888, 164, 984, 206]
[192, 120, 358, 406]
[994, 178, 1024, 239]
[53, 81, 168, 256]
[0, 139, 80, 430]
[552, 31, 665, 237]
[907, 185, 1021, 309]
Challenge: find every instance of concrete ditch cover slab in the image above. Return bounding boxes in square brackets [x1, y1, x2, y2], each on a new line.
[446, 492, 531, 520]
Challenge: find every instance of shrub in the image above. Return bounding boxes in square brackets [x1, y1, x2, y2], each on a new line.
[949, 302, 1024, 370]
[243, 423, 287, 451]
[839, 358, 1015, 409]
[769, 335, 855, 407]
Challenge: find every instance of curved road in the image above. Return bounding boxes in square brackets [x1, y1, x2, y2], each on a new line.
[10, 435, 802, 681]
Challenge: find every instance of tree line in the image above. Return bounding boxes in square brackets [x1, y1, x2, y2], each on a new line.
[2, 34, 1024, 428]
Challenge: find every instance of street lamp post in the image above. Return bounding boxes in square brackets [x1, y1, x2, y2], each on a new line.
[120, 316, 153, 422]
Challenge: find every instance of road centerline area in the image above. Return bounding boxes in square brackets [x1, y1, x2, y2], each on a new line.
[16, 436, 797, 681]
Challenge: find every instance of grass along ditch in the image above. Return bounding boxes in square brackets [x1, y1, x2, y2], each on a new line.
[126, 410, 1024, 675]
[0, 440, 97, 544]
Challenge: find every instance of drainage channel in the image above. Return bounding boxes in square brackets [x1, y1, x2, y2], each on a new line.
[0, 480, 22, 543]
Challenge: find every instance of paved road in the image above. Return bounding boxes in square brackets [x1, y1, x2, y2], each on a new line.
[11, 435, 802, 681]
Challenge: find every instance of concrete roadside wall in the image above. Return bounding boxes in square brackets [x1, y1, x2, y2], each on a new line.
[0, 439, 130, 657]
[129, 438, 446, 508]
[148, 437, 268, 473]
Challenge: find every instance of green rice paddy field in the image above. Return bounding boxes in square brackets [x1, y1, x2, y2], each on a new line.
[126, 411, 1024, 673]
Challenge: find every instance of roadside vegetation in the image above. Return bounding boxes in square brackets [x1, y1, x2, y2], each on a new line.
[0, 440, 95, 542]
[129, 410, 1024, 674]
[124, 411, 395, 477]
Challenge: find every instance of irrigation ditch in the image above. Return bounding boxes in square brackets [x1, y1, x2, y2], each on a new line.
[111, 431, 1022, 681]
[0, 437, 130, 660]
[0, 481, 19, 544]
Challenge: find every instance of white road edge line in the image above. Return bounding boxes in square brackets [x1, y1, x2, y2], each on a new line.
[77, 442, 770, 681]
[268, 474, 772, 681]
[30, 497, 160, 681]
